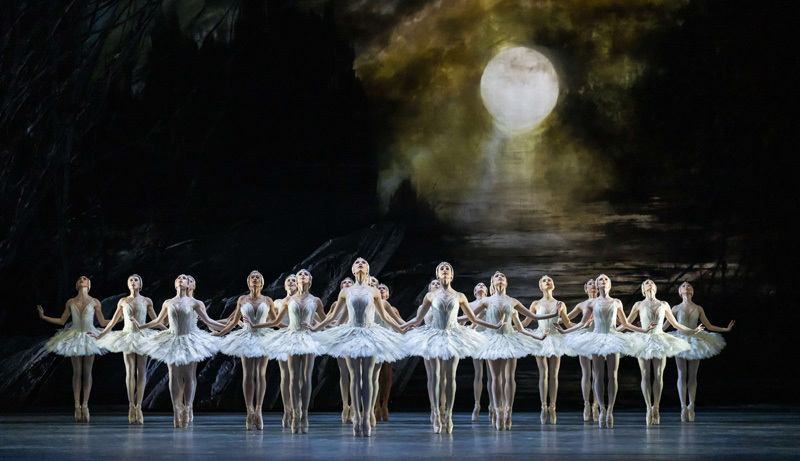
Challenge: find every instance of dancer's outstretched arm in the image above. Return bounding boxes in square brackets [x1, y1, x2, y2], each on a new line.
[305, 290, 347, 331]
[460, 294, 503, 330]
[516, 314, 548, 340]
[36, 302, 71, 326]
[400, 296, 434, 329]
[663, 302, 705, 333]
[374, 290, 405, 334]
[619, 301, 642, 332]
[90, 300, 124, 339]
[382, 301, 405, 325]
[193, 299, 227, 330]
[697, 306, 735, 332]
[132, 301, 169, 329]
[617, 301, 655, 333]
[555, 307, 592, 334]
[514, 298, 558, 323]
[144, 297, 166, 330]
[212, 297, 245, 337]
[91, 298, 110, 327]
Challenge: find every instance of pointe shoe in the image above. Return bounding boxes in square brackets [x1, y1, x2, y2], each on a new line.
[494, 408, 504, 430]
[430, 408, 435, 424]
[472, 404, 481, 422]
[606, 410, 614, 428]
[504, 408, 513, 430]
[353, 416, 362, 437]
[653, 406, 660, 425]
[173, 405, 184, 428]
[245, 406, 254, 430]
[592, 402, 600, 422]
[128, 404, 135, 424]
[282, 409, 291, 428]
[548, 405, 556, 425]
[489, 404, 495, 426]
[255, 405, 263, 430]
[290, 412, 300, 434]
[382, 404, 389, 422]
[646, 406, 653, 425]
[440, 405, 446, 427]
[583, 402, 591, 422]
[301, 411, 309, 434]
[598, 407, 606, 428]
[182, 406, 190, 428]
[74, 403, 82, 423]
[341, 404, 350, 423]
[81, 404, 90, 423]
[432, 411, 442, 434]
[363, 416, 372, 437]
[445, 412, 453, 434]
[540, 405, 547, 425]
[135, 405, 144, 424]
[188, 405, 194, 422]
[370, 408, 377, 427]
[680, 406, 687, 422]
[688, 404, 695, 422]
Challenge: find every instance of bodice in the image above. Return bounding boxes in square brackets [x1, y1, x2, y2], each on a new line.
[428, 291, 459, 330]
[287, 297, 316, 331]
[121, 300, 147, 333]
[592, 299, 619, 334]
[638, 301, 667, 334]
[347, 286, 377, 328]
[535, 301, 562, 335]
[241, 302, 269, 332]
[167, 302, 197, 335]
[69, 303, 95, 332]
[485, 296, 514, 334]
[674, 306, 700, 329]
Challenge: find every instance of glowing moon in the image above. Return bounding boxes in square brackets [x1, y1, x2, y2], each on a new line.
[480, 47, 559, 134]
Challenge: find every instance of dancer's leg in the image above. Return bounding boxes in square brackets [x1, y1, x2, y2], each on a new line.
[186, 362, 197, 421]
[431, 358, 443, 433]
[337, 357, 351, 422]
[592, 355, 606, 428]
[442, 357, 459, 433]
[279, 360, 291, 426]
[370, 361, 381, 426]
[486, 360, 495, 425]
[651, 356, 667, 424]
[379, 361, 393, 421]
[361, 356, 377, 436]
[472, 358, 484, 421]
[505, 358, 518, 429]
[535, 356, 549, 423]
[487, 359, 504, 430]
[638, 358, 653, 424]
[134, 354, 147, 423]
[547, 356, 561, 424]
[676, 357, 689, 421]
[242, 356, 256, 429]
[300, 354, 315, 433]
[287, 355, 304, 433]
[606, 353, 620, 428]
[254, 356, 268, 430]
[123, 353, 136, 419]
[70, 357, 83, 421]
[167, 364, 185, 427]
[80, 355, 94, 422]
[579, 355, 595, 421]
[687, 359, 700, 421]
[345, 356, 363, 436]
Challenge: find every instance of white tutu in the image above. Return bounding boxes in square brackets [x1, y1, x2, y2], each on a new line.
[97, 329, 156, 355]
[218, 328, 275, 358]
[404, 325, 487, 360]
[565, 331, 641, 357]
[264, 329, 325, 361]
[143, 329, 219, 365]
[533, 332, 577, 358]
[44, 328, 105, 357]
[474, 330, 539, 360]
[317, 325, 406, 362]
[632, 332, 690, 359]
[670, 330, 726, 360]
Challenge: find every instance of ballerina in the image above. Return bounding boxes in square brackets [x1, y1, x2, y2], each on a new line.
[557, 274, 654, 428]
[668, 281, 734, 422]
[327, 278, 355, 424]
[273, 274, 298, 427]
[132, 274, 222, 428]
[564, 279, 600, 422]
[417, 280, 447, 427]
[90, 274, 161, 424]
[307, 258, 407, 437]
[471, 271, 552, 430]
[212, 270, 276, 430]
[400, 262, 504, 434]
[520, 275, 576, 425]
[37, 276, 109, 422]
[625, 279, 703, 425]
[375, 283, 405, 422]
[245, 269, 325, 434]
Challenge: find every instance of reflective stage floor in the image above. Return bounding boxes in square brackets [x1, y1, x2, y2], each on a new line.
[1, 409, 797, 459]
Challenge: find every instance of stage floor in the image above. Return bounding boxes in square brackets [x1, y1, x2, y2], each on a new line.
[1, 409, 797, 459]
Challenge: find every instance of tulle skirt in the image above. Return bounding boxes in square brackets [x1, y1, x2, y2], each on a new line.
[142, 329, 219, 365]
[317, 325, 406, 363]
[564, 331, 641, 357]
[474, 331, 540, 360]
[264, 329, 325, 362]
[218, 328, 275, 358]
[632, 332, 691, 359]
[670, 330, 726, 360]
[404, 325, 488, 360]
[44, 328, 105, 357]
[532, 331, 577, 358]
[97, 328, 156, 355]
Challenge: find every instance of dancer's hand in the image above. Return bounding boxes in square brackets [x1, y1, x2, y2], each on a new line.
[36, 305, 44, 319]
[130, 317, 141, 327]
[645, 322, 657, 332]
[692, 324, 705, 334]
[723, 320, 735, 332]
[494, 314, 506, 329]
[542, 328, 549, 338]
[211, 330, 223, 337]
[242, 316, 253, 325]
[404, 324, 417, 332]
[554, 324, 566, 334]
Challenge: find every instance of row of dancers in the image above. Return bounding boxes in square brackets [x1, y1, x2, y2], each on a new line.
[36, 259, 734, 436]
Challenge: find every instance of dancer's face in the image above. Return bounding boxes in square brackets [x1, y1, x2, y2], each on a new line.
[248, 271, 264, 290]
[436, 263, 453, 284]
[474, 283, 488, 297]
[369, 277, 379, 288]
[429, 280, 442, 292]
[341, 278, 354, 289]
[379, 285, 389, 300]
[492, 272, 508, 291]
[285, 276, 297, 294]
[539, 275, 554, 292]
[585, 279, 598, 297]
[679, 282, 694, 297]
[296, 270, 312, 287]
[188, 276, 196, 293]
[127, 275, 142, 291]
[597, 275, 611, 295]
[76, 276, 91, 291]
[175, 274, 190, 290]
[352, 258, 370, 276]
[642, 279, 657, 296]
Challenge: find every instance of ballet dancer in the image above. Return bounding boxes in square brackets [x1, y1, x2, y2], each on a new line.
[307, 258, 407, 437]
[273, 274, 297, 427]
[90, 274, 160, 424]
[625, 279, 702, 425]
[375, 283, 405, 422]
[132, 274, 222, 428]
[245, 269, 325, 434]
[401, 262, 504, 434]
[212, 270, 276, 430]
[564, 279, 600, 421]
[416, 280, 447, 427]
[668, 282, 734, 422]
[557, 274, 654, 428]
[521, 275, 576, 425]
[37, 276, 109, 422]
[327, 278, 355, 423]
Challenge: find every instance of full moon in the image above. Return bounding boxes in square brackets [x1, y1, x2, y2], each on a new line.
[480, 47, 559, 134]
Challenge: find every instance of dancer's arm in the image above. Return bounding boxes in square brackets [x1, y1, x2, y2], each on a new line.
[697, 305, 735, 332]
[515, 299, 558, 322]
[555, 306, 592, 334]
[314, 297, 327, 324]
[36, 301, 71, 326]
[89, 301, 124, 339]
[374, 291, 405, 334]
[93, 298, 110, 327]
[619, 302, 641, 332]
[304, 291, 346, 331]
[212, 297, 244, 336]
[193, 299, 226, 330]
[132, 301, 169, 329]
[248, 297, 289, 329]
[145, 297, 167, 330]
[558, 302, 572, 326]
[663, 302, 705, 333]
[517, 313, 548, 341]
[383, 301, 405, 325]
[400, 296, 433, 329]
[617, 301, 654, 333]
[460, 294, 503, 330]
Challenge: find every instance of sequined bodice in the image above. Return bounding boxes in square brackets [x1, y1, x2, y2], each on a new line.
[674, 306, 700, 329]
[347, 286, 377, 328]
[121, 300, 147, 333]
[592, 299, 619, 334]
[429, 291, 459, 330]
[535, 301, 563, 336]
[167, 302, 197, 335]
[639, 301, 667, 334]
[288, 297, 316, 331]
[241, 302, 269, 332]
[69, 303, 95, 332]
[485, 296, 514, 334]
